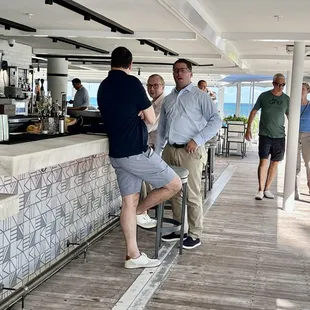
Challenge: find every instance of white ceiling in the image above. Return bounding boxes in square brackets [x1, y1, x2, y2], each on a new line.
[1, 0, 310, 84]
[198, 0, 310, 33]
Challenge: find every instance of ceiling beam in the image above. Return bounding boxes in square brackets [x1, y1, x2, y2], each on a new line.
[138, 39, 178, 56]
[240, 55, 293, 60]
[51, 0, 133, 34]
[48, 37, 109, 54]
[222, 32, 310, 41]
[39, 58, 214, 67]
[240, 55, 310, 60]
[33, 49, 222, 60]
[0, 29, 197, 40]
[0, 18, 36, 32]
[33, 49, 103, 56]
[157, 0, 250, 73]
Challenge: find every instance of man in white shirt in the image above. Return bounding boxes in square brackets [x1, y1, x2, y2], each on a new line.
[138, 74, 165, 228]
[198, 80, 217, 100]
[146, 74, 165, 148]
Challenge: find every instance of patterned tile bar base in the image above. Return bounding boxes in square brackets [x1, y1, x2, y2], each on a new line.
[0, 153, 121, 299]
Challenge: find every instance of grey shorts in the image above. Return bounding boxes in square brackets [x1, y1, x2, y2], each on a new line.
[109, 147, 176, 196]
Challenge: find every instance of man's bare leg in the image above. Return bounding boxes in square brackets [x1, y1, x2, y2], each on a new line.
[258, 159, 269, 191]
[121, 193, 140, 258]
[137, 176, 181, 214]
[264, 160, 279, 191]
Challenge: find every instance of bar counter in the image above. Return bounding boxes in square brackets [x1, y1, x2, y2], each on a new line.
[0, 134, 121, 294]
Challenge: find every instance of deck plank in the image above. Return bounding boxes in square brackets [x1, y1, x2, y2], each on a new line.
[146, 154, 310, 310]
[9, 153, 310, 310]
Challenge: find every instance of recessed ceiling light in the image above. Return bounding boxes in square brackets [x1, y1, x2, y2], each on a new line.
[25, 13, 34, 18]
[274, 15, 283, 22]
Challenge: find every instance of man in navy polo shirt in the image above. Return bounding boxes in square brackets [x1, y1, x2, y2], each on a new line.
[97, 46, 181, 269]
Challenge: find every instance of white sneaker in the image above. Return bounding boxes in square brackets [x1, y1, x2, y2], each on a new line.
[255, 191, 264, 200]
[264, 190, 274, 199]
[124, 252, 161, 269]
[136, 213, 157, 229]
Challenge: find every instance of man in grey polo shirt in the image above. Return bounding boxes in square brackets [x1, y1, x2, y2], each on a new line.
[69, 78, 89, 110]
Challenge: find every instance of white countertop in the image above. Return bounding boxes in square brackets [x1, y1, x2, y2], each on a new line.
[0, 134, 109, 176]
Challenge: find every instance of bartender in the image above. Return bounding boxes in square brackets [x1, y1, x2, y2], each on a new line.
[68, 78, 89, 110]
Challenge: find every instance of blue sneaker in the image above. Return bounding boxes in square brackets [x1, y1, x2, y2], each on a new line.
[161, 232, 187, 242]
[183, 236, 201, 249]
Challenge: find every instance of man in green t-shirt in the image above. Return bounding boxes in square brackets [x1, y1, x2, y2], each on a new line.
[246, 73, 290, 200]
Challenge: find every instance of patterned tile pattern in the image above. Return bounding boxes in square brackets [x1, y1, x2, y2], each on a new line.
[0, 153, 121, 298]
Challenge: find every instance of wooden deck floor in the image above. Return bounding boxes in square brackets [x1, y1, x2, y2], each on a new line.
[9, 152, 310, 310]
[147, 154, 310, 310]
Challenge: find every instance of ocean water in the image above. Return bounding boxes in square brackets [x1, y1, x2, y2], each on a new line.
[223, 103, 253, 117]
[75, 97, 252, 118]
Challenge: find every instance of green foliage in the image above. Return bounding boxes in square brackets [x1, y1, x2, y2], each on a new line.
[223, 115, 248, 123]
[223, 115, 259, 135]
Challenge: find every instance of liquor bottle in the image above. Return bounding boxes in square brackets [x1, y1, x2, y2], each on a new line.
[59, 113, 65, 134]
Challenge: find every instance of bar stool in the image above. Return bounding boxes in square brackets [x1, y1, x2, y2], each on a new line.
[207, 142, 217, 191]
[154, 166, 189, 259]
[203, 143, 209, 198]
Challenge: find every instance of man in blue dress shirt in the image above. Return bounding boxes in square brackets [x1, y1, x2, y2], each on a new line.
[156, 59, 222, 249]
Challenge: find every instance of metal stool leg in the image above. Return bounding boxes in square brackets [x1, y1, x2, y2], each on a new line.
[179, 182, 187, 255]
[155, 203, 164, 259]
[204, 164, 207, 199]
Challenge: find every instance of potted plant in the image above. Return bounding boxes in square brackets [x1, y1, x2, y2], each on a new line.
[223, 115, 259, 138]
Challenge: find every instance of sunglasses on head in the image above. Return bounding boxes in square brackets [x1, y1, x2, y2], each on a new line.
[273, 82, 286, 87]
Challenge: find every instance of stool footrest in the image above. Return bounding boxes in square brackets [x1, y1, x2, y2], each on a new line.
[159, 218, 181, 234]
[161, 218, 180, 226]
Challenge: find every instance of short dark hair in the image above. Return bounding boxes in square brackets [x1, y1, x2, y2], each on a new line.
[111, 46, 133, 69]
[198, 80, 207, 86]
[173, 59, 192, 72]
[72, 78, 81, 84]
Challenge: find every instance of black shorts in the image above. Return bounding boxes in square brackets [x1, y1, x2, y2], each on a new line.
[258, 135, 285, 162]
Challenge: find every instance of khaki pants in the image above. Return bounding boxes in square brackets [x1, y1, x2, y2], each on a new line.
[162, 144, 207, 239]
[140, 181, 153, 201]
[296, 132, 310, 192]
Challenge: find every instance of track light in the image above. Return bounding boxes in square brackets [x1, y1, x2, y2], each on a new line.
[164, 51, 168, 56]
[4, 25, 10, 30]
[76, 45, 80, 49]
[45, 0, 53, 4]
[154, 46, 159, 51]
[138, 68, 141, 76]
[84, 15, 91, 21]
[140, 40, 145, 45]
[52, 38, 57, 43]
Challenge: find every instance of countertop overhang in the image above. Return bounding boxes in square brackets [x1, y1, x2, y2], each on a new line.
[0, 134, 109, 176]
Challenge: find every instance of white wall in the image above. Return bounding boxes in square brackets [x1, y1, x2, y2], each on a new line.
[0, 39, 32, 95]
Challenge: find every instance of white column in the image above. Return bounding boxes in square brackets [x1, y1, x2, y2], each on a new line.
[47, 58, 68, 103]
[251, 82, 255, 107]
[284, 71, 292, 135]
[283, 41, 305, 211]
[235, 82, 242, 116]
[286, 70, 292, 96]
[217, 86, 225, 118]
